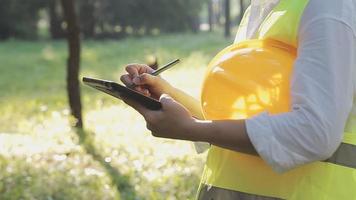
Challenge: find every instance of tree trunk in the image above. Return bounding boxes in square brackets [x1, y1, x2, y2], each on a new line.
[208, 0, 213, 32]
[61, 0, 83, 128]
[237, 0, 244, 25]
[79, 0, 96, 38]
[224, 0, 231, 38]
[216, 0, 223, 26]
[49, 0, 65, 39]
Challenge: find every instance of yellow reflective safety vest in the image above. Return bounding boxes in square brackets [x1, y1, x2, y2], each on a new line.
[197, 0, 356, 199]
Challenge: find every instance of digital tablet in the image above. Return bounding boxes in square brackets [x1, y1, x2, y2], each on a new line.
[82, 77, 162, 110]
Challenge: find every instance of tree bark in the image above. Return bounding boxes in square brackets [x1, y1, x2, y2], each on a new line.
[216, 0, 223, 26]
[61, 0, 83, 128]
[208, 0, 213, 32]
[79, 0, 96, 38]
[224, 0, 231, 38]
[237, 0, 244, 25]
[49, 0, 65, 39]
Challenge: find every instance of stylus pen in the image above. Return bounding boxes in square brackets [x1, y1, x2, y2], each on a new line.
[151, 58, 180, 76]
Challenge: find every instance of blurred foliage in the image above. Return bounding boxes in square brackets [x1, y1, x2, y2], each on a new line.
[91, 0, 204, 37]
[0, 33, 231, 199]
[0, 153, 119, 199]
[0, 0, 205, 40]
[0, 0, 46, 39]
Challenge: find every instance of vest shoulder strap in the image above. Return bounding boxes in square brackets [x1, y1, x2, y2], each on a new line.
[257, 0, 309, 47]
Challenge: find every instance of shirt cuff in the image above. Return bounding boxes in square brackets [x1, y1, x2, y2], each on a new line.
[245, 112, 308, 173]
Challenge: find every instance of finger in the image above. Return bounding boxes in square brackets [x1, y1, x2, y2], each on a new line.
[138, 64, 155, 74]
[125, 64, 154, 77]
[159, 94, 175, 110]
[133, 87, 151, 97]
[134, 86, 146, 94]
[120, 74, 134, 86]
[132, 76, 141, 85]
[136, 73, 158, 85]
[125, 64, 140, 77]
[159, 94, 174, 102]
[131, 86, 151, 97]
[143, 89, 151, 96]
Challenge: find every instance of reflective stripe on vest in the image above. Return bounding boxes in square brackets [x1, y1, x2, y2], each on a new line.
[257, 0, 309, 47]
[198, 184, 283, 200]
[235, 0, 309, 46]
[198, 133, 356, 199]
[325, 133, 356, 168]
[197, 0, 356, 199]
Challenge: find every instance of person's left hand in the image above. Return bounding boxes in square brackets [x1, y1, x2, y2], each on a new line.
[121, 94, 196, 140]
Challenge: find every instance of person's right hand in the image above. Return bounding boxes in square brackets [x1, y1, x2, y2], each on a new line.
[120, 63, 172, 99]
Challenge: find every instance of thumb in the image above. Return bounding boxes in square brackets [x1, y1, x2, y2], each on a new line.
[133, 73, 157, 85]
[159, 94, 175, 109]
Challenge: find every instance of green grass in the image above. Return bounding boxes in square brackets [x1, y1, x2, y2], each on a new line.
[0, 33, 231, 199]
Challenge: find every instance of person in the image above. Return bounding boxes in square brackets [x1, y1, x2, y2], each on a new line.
[120, 0, 356, 199]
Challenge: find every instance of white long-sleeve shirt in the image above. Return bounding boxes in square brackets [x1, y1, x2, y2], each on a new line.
[241, 0, 356, 173]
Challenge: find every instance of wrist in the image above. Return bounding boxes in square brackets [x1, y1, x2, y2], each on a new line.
[163, 83, 176, 97]
[157, 77, 173, 95]
[185, 118, 212, 143]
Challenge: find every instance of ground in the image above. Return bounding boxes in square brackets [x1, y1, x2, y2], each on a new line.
[0, 33, 231, 199]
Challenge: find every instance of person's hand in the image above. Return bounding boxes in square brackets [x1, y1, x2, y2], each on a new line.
[122, 94, 196, 140]
[120, 64, 172, 99]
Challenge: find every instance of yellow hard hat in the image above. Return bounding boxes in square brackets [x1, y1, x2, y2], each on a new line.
[201, 39, 297, 120]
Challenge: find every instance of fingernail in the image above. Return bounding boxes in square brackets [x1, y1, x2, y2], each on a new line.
[160, 94, 171, 101]
[161, 94, 170, 98]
